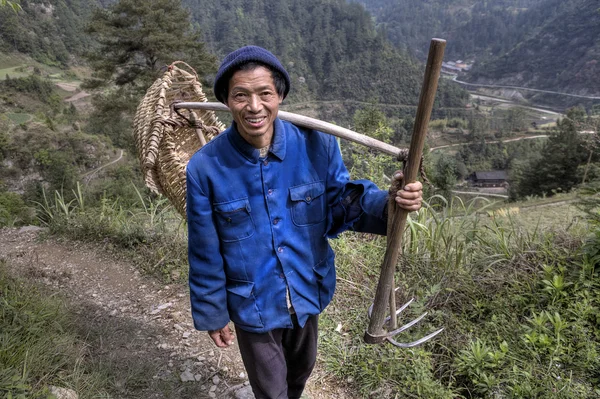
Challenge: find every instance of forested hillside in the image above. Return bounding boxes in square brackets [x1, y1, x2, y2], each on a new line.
[466, 0, 600, 97]
[356, 0, 548, 59]
[0, 0, 101, 66]
[183, 0, 467, 109]
[358, 0, 600, 99]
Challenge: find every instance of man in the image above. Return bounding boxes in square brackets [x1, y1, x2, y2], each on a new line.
[186, 45, 423, 399]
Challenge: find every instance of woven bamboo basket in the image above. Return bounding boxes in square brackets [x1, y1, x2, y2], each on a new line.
[133, 62, 225, 217]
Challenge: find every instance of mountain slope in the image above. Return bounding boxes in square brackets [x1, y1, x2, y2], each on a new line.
[466, 0, 600, 97]
[183, 0, 467, 110]
[0, 0, 101, 66]
[356, 0, 548, 60]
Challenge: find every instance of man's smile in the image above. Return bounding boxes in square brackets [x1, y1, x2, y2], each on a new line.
[245, 116, 267, 126]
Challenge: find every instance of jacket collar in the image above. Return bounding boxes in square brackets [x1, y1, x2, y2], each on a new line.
[229, 118, 287, 163]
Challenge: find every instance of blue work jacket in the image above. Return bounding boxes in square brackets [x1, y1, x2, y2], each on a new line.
[186, 118, 388, 333]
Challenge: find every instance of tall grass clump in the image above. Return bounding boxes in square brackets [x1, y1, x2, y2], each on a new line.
[34, 182, 188, 281]
[321, 195, 600, 398]
[0, 261, 110, 398]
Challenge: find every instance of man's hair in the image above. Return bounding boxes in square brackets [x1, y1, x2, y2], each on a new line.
[218, 61, 287, 103]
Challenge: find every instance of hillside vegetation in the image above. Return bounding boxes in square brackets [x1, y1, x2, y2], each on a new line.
[0, 0, 99, 66]
[357, 0, 550, 60]
[359, 0, 600, 104]
[184, 0, 468, 112]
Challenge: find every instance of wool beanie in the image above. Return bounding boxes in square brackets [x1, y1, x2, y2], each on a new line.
[213, 45, 291, 104]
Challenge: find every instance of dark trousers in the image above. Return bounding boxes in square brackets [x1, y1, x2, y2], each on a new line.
[235, 314, 318, 399]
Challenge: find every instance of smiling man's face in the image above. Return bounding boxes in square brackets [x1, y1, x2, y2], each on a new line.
[226, 65, 283, 149]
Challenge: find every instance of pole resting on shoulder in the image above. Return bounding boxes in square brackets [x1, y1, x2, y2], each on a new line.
[173, 102, 408, 159]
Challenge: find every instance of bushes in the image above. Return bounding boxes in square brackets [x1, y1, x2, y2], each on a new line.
[0, 190, 35, 226]
[1, 75, 61, 112]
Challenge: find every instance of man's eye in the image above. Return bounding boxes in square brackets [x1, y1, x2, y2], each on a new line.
[234, 93, 247, 100]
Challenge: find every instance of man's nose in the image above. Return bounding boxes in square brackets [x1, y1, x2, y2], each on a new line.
[248, 94, 261, 112]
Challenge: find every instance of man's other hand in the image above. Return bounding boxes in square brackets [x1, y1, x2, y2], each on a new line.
[392, 171, 423, 212]
[208, 325, 235, 348]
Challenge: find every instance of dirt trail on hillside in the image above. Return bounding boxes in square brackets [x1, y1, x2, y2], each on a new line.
[0, 228, 355, 399]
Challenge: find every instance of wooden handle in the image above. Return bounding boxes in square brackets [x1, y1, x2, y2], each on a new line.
[365, 38, 446, 344]
[174, 102, 405, 158]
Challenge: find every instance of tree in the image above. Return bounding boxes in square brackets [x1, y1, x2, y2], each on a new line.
[84, 0, 216, 92]
[511, 107, 588, 198]
[432, 154, 459, 194]
[353, 103, 392, 142]
[83, 0, 216, 150]
[504, 107, 527, 134]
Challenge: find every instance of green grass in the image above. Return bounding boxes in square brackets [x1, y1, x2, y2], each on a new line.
[0, 66, 29, 80]
[5, 113, 32, 124]
[0, 261, 111, 398]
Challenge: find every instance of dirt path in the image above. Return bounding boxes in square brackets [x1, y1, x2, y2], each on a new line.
[0, 228, 354, 399]
[65, 90, 91, 102]
[82, 149, 124, 182]
[56, 82, 79, 92]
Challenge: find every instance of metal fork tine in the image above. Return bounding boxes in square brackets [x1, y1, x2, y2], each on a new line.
[368, 296, 414, 320]
[384, 297, 413, 324]
[387, 311, 428, 336]
[387, 328, 445, 348]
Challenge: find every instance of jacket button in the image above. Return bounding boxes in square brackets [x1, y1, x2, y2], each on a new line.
[279, 273, 284, 278]
[306, 196, 312, 202]
[277, 246, 283, 253]
[263, 160, 269, 166]
[273, 218, 279, 225]
[268, 189, 273, 195]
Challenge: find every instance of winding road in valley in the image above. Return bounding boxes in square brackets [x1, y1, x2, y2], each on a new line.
[453, 76, 600, 100]
[469, 94, 562, 116]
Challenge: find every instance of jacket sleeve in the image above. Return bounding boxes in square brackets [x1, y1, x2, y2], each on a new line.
[186, 165, 230, 331]
[324, 135, 388, 238]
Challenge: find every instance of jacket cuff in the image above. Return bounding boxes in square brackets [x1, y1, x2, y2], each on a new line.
[326, 180, 388, 237]
[192, 311, 230, 332]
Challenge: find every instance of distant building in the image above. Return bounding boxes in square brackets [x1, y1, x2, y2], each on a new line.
[442, 61, 473, 74]
[468, 171, 508, 187]
[442, 62, 463, 74]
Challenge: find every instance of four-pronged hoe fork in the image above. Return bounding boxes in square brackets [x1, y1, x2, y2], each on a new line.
[363, 38, 447, 348]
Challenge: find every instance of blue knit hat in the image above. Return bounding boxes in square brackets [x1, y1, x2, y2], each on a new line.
[213, 45, 291, 104]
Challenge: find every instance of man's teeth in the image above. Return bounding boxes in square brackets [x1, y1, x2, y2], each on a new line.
[247, 117, 264, 123]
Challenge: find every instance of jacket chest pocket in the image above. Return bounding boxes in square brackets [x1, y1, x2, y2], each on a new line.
[289, 181, 326, 226]
[213, 198, 255, 242]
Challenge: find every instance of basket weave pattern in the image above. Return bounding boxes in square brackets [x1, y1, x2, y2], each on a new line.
[133, 62, 225, 217]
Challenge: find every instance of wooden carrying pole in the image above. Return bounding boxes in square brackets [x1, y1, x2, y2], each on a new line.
[174, 102, 404, 158]
[364, 38, 446, 344]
